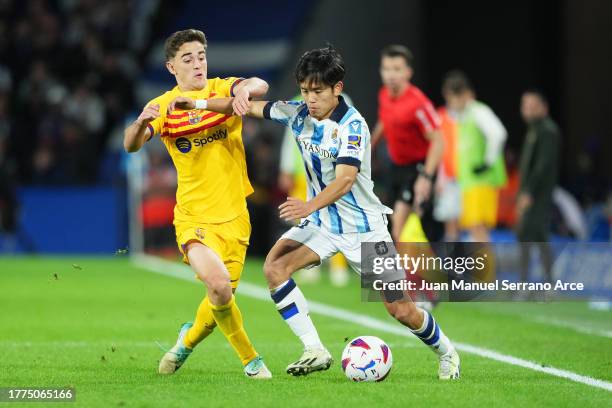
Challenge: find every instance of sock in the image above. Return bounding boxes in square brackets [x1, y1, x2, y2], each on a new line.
[210, 295, 258, 366]
[183, 296, 217, 349]
[271, 279, 323, 349]
[410, 309, 453, 356]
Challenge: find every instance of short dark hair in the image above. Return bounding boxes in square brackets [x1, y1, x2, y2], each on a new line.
[164, 29, 207, 61]
[442, 70, 473, 95]
[381, 45, 414, 68]
[523, 88, 549, 106]
[295, 45, 345, 87]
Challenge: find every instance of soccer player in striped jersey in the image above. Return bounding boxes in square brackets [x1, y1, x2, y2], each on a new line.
[123, 29, 271, 378]
[168, 46, 460, 380]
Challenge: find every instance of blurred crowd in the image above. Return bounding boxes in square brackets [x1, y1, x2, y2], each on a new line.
[1, 1, 610, 255]
[0, 0, 146, 185]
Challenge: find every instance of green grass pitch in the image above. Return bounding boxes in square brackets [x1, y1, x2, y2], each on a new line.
[1, 256, 611, 407]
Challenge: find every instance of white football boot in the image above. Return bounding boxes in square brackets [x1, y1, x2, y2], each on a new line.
[286, 347, 333, 376]
[438, 347, 461, 380]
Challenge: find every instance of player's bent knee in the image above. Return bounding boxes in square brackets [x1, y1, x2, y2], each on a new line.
[388, 301, 421, 326]
[263, 259, 290, 287]
[202, 272, 232, 303]
[388, 304, 408, 322]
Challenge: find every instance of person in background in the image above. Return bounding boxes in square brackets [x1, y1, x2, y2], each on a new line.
[442, 71, 507, 242]
[517, 89, 560, 283]
[434, 105, 461, 241]
[372, 45, 445, 243]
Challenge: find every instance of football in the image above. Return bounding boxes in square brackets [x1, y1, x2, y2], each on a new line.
[341, 336, 393, 382]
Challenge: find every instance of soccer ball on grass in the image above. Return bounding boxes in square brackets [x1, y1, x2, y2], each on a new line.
[341, 336, 393, 382]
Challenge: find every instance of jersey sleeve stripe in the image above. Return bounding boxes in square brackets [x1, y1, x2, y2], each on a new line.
[263, 101, 274, 120]
[337, 157, 361, 170]
[165, 112, 220, 128]
[425, 103, 442, 127]
[230, 79, 244, 97]
[162, 115, 231, 137]
[146, 124, 155, 141]
[415, 109, 434, 132]
[167, 112, 189, 119]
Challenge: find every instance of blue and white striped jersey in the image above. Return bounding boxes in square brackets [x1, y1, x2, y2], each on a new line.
[263, 96, 392, 234]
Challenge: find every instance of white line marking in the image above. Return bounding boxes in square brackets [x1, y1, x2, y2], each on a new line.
[528, 316, 612, 339]
[0, 341, 154, 348]
[132, 254, 612, 392]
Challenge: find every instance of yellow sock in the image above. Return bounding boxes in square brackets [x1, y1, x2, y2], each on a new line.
[330, 253, 348, 269]
[210, 295, 258, 366]
[183, 296, 216, 349]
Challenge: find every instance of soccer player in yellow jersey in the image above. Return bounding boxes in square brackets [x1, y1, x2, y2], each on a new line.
[123, 29, 271, 378]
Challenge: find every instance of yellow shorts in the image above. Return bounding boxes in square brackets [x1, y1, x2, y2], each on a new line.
[460, 186, 499, 229]
[175, 210, 251, 289]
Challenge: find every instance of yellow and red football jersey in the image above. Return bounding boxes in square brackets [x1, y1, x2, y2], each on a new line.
[146, 77, 253, 224]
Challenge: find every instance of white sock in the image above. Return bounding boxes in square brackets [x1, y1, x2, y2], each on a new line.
[271, 279, 323, 349]
[410, 309, 453, 356]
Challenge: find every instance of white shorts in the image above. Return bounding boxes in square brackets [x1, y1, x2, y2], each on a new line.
[280, 220, 405, 282]
[434, 180, 461, 222]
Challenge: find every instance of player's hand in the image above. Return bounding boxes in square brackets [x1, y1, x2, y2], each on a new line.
[232, 88, 251, 116]
[168, 96, 196, 113]
[413, 175, 432, 216]
[516, 192, 533, 219]
[136, 104, 160, 126]
[279, 197, 314, 222]
[473, 163, 490, 175]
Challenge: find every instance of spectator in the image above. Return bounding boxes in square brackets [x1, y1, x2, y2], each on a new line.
[372, 45, 445, 243]
[442, 70, 508, 242]
[2, 0, 142, 185]
[516, 89, 560, 283]
[434, 103, 461, 241]
[0, 94, 17, 252]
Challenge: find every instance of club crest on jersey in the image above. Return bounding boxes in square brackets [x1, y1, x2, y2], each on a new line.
[195, 227, 205, 241]
[188, 111, 201, 124]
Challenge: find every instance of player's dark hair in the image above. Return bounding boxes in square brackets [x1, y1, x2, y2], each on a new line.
[523, 88, 549, 106]
[165, 29, 207, 61]
[381, 45, 414, 68]
[295, 45, 345, 88]
[442, 70, 473, 95]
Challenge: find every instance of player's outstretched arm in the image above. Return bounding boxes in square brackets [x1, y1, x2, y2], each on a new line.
[167, 96, 235, 115]
[232, 78, 269, 115]
[124, 103, 160, 153]
[245, 101, 268, 119]
[166, 96, 268, 119]
[232, 77, 269, 98]
[278, 164, 358, 221]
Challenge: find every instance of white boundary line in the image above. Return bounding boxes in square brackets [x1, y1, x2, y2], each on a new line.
[132, 254, 612, 392]
[528, 316, 612, 339]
